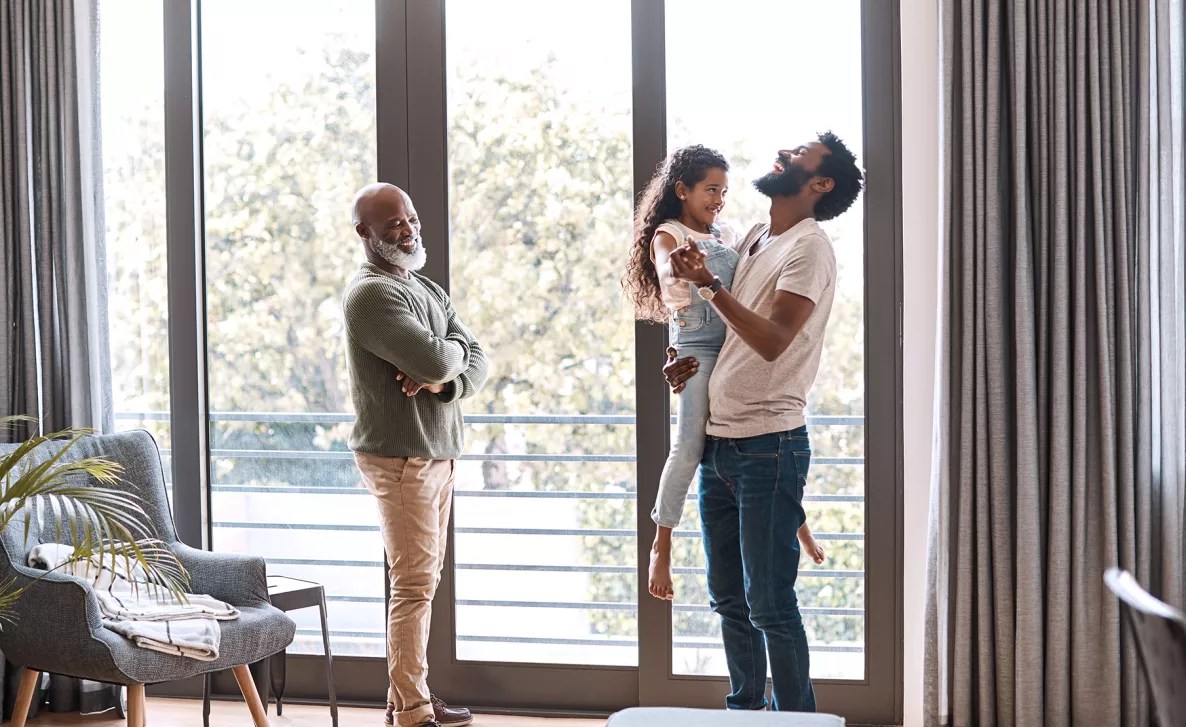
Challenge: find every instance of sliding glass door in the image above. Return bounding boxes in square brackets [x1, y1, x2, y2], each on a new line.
[198, 0, 382, 660]
[443, 0, 637, 667]
[414, 0, 641, 710]
[116, 0, 900, 721]
[637, 2, 902, 721]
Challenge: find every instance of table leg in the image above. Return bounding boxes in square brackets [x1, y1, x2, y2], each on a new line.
[320, 589, 339, 727]
[269, 650, 286, 715]
[202, 672, 211, 727]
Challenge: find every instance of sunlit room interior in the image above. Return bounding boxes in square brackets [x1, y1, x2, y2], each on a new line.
[1, 1, 1183, 726]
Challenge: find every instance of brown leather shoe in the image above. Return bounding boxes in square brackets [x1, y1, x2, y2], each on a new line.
[385, 703, 441, 726]
[431, 695, 473, 726]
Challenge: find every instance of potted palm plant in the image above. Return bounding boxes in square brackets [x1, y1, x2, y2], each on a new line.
[0, 416, 188, 625]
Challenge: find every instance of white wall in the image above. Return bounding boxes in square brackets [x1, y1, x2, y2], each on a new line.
[898, 1, 940, 725]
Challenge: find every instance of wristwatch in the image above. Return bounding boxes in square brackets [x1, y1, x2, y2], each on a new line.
[697, 276, 723, 301]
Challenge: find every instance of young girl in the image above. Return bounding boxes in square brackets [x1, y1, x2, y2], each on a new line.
[624, 145, 826, 601]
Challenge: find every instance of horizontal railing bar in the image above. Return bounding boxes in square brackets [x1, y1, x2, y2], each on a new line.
[292, 560, 862, 578]
[295, 628, 385, 639]
[291, 628, 865, 654]
[239, 523, 863, 540]
[208, 485, 865, 503]
[194, 449, 862, 466]
[114, 411, 172, 421]
[205, 449, 639, 463]
[458, 599, 635, 611]
[217, 522, 377, 532]
[267, 557, 383, 568]
[456, 563, 634, 574]
[672, 605, 863, 616]
[457, 635, 632, 647]
[118, 411, 864, 426]
[670, 641, 863, 654]
[322, 595, 854, 612]
[455, 528, 863, 540]
[454, 600, 862, 616]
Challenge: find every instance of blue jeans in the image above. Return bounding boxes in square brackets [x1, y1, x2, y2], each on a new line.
[698, 428, 814, 712]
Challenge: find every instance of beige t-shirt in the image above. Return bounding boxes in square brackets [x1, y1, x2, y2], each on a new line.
[706, 218, 836, 438]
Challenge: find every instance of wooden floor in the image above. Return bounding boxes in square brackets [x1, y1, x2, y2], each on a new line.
[23, 698, 604, 727]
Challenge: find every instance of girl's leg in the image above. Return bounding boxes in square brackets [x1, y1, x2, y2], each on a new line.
[651, 353, 716, 528]
[649, 353, 716, 600]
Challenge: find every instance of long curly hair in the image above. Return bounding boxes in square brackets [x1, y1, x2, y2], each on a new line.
[623, 145, 729, 323]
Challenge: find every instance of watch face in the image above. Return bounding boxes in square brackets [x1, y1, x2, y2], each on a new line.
[698, 286, 715, 301]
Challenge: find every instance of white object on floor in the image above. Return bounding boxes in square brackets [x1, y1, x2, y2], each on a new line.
[27, 543, 237, 661]
[608, 708, 845, 726]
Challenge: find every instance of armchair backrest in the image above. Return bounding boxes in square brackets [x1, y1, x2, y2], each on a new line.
[0, 430, 178, 562]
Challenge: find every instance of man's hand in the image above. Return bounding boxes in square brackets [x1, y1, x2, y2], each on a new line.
[668, 236, 715, 286]
[662, 346, 699, 394]
[397, 371, 446, 397]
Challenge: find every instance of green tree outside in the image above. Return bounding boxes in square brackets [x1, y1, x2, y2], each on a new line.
[104, 41, 866, 668]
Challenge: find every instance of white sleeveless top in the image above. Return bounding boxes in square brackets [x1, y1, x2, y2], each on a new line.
[651, 220, 738, 310]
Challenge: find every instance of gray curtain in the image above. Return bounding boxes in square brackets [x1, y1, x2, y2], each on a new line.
[0, 0, 118, 717]
[0, 0, 112, 439]
[925, 1, 1185, 726]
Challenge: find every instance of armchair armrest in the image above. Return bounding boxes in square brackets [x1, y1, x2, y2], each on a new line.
[170, 543, 269, 607]
[0, 553, 109, 673]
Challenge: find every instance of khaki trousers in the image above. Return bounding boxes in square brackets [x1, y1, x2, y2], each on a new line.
[354, 453, 455, 727]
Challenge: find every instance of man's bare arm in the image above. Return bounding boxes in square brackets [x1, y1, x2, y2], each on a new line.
[704, 288, 814, 362]
[668, 241, 815, 361]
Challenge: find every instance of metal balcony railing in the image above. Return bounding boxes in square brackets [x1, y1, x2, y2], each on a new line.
[117, 411, 867, 657]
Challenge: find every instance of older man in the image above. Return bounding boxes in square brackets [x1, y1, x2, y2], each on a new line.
[343, 183, 488, 727]
[665, 133, 864, 713]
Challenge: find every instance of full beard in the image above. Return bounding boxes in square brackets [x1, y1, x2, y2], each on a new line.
[373, 236, 427, 271]
[753, 165, 810, 198]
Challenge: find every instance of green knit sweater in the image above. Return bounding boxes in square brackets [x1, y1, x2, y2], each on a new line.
[343, 262, 489, 459]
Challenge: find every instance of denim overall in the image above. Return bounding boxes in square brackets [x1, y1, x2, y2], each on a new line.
[651, 223, 739, 528]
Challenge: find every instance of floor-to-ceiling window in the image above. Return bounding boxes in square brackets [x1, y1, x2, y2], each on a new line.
[100, 0, 172, 503]
[199, 0, 379, 657]
[664, 0, 867, 683]
[113, 2, 900, 722]
[444, 0, 638, 668]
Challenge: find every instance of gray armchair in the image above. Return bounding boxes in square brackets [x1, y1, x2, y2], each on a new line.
[0, 430, 296, 727]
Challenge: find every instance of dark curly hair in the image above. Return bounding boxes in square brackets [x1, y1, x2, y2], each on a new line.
[623, 145, 729, 323]
[813, 131, 864, 222]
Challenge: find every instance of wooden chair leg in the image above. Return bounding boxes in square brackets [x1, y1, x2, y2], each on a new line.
[10, 668, 39, 727]
[127, 684, 147, 727]
[233, 664, 271, 727]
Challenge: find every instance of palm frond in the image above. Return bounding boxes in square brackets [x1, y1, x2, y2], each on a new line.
[0, 423, 190, 626]
[0, 576, 29, 627]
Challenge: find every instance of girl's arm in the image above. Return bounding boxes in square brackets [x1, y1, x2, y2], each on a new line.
[652, 230, 682, 288]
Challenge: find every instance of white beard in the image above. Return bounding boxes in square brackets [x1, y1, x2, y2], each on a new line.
[373, 236, 427, 272]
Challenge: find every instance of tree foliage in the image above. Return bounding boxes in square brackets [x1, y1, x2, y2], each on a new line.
[104, 42, 866, 665]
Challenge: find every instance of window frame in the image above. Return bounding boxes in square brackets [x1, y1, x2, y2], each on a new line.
[152, 0, 902, 722]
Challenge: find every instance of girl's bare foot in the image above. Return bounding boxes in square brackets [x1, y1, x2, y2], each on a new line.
[649, 545, 675, 600]
[800, 531, 826, 565]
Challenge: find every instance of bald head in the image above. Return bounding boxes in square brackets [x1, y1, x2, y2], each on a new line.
[351, 183, 426, 274]
[351, 183, 413, 227]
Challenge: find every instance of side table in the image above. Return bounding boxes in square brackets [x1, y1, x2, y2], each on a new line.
[203, 575, 338, 727]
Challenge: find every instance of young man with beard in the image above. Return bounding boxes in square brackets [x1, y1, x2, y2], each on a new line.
[664, 133, 863, 713]
[342, 183, 488, 727]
